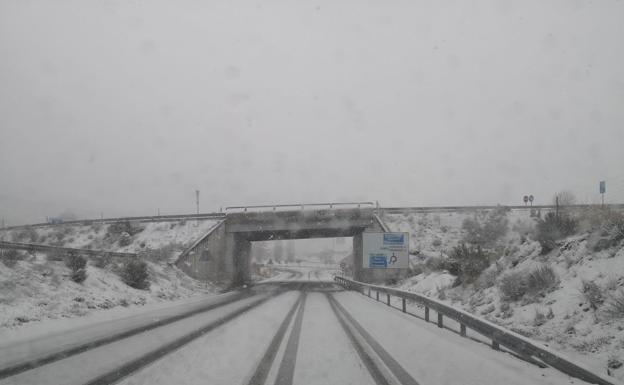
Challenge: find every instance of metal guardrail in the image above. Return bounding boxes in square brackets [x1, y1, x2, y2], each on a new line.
[0, 241, 138, 258]
[1, 213, 226, 231]
[224, 202, 374, 212]
[334, 276, 619, 385]
[381, 204, 624, 213]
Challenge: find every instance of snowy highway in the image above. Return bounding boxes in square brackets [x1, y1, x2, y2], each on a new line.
[0, 267, 596, 385]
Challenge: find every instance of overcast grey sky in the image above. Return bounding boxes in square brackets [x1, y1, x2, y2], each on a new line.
[1, 0, 623, 224]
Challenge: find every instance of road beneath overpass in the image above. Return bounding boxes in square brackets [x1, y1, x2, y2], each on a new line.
[0, 266, 596, 385]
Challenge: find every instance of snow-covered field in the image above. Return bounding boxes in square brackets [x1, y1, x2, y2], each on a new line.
[383, 208, 624, 381]
[0, 220, 221, 330]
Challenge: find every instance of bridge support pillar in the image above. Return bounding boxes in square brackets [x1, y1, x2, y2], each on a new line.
[352, 221, 406, 284]
[224, 233, 251, 287]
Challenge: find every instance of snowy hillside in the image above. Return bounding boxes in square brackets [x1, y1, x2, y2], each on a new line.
[384, 207, 624, 381]
[0, 219, 221, 255]
[0, 219, 222, 329]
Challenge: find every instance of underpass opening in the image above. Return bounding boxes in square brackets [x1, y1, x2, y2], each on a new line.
[250, 237, 353, 281]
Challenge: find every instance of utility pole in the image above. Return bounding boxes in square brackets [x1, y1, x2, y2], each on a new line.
[195, 190, 200, 214]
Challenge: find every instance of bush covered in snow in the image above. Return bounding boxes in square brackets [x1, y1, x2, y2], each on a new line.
[498, 264, 559, 302]
[1, 249, 23, 267]
[461, 206, 509, 247]
[581, 280, 605, 310]
[535, 212, 578, 254]
[107, 221, 143, 238]
[603, 290, 624, 320]
[65, 253, 87, 283]
[121, 259, 150, 290]
[447, 243, 493, 285]
[10, 227, 39, 243]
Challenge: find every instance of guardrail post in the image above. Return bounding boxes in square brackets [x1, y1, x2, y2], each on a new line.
[402, 298, 406, 313]
[460, 324, 466, 337]
[376, 291, 379, 301]
[437, 313, 443, 328]
[492, 341, 500, 350]
[425, 307, 429, 321]
[386, 293, 390, 306]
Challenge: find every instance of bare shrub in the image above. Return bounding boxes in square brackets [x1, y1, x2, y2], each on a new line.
[581, 280, 604, 310]
[93, 254, 112, 268]
[535, 212, 578, 254]
[448, 243, 492, 285]
[107, 221, 143, 238]
[526, 265, 559, 294]
[499, 265, 558, 301]
[424, 255, 447, 272]
[553, 190, 577, 207]
[603, 290, 624, 319]
[1, 249, 23, 267]
[499, 270, 528, 301]
[533, 307, 547, 326]
[121, 259, 150, 290]
[462, 207, 509, 247]
[476, 265, 499, 289]
[65, 253, 87, 283]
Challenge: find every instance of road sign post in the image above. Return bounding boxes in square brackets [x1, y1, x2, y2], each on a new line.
[599, 181, 606, 206]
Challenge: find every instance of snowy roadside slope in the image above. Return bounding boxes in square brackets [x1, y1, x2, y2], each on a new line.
[0, 220, 222, 330]
[384, 209, 624, 381]
[0, 252, 217, 329]
[0, 219, 221, 253]
[383, 209, 536, 260]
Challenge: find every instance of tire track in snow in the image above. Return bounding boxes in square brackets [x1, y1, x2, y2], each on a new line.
[245, 292, 304, 385]
[327, 293, 420, 385]
[274, 292, 307, 385]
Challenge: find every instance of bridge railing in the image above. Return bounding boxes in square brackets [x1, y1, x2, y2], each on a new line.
[334, 276, 618, 385]
[224, 202, 374, 213]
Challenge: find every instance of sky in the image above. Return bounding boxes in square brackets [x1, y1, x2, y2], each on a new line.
[1, 0, 623, 225]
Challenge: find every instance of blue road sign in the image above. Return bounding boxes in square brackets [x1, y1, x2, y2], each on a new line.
[383, 233, 405, 246]
[369, 255, 388, 268]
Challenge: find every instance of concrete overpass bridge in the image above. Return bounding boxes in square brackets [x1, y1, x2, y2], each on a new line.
[175, 203, 394, 286]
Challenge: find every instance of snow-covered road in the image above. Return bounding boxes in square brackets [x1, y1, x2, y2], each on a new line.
[0, 270, 599, 385]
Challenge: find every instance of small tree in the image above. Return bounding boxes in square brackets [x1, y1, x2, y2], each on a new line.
[121, 259, 150, 290]
[66, 253, 88, 283]
[553, 190, 577, 207]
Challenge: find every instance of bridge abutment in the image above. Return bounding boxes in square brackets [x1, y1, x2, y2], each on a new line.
[177, 206, 403, 286]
